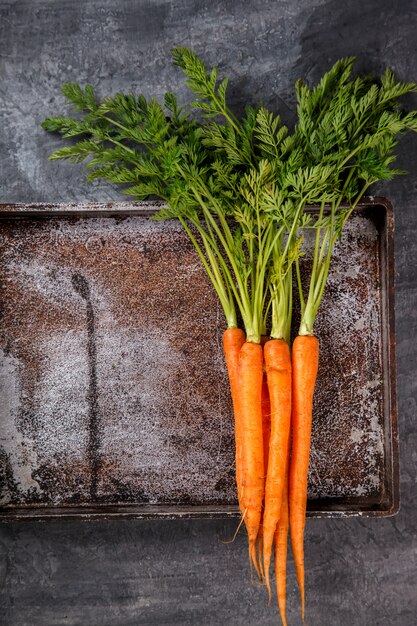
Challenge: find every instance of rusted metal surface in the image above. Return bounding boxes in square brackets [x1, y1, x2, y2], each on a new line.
[0, 198, 398, 520]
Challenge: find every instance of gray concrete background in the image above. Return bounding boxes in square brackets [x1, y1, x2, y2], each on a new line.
[0, 1, 416, 624]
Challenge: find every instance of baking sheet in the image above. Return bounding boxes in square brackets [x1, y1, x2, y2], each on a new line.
[0, 198, 398, 519]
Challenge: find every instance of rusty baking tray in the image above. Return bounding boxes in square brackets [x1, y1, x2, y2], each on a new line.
[0, 197, 398, 521]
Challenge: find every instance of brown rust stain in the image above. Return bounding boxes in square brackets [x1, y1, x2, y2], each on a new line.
[0, 211, 385, 509]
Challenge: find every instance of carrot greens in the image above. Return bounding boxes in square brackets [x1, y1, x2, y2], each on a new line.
[292, 59, 417, 334]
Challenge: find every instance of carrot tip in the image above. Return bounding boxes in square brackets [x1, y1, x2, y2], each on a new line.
[249, 541, 263, 582]
[256, 533, 266, 582]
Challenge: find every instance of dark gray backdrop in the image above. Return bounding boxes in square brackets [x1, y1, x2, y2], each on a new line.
[1, 1, 416, 624]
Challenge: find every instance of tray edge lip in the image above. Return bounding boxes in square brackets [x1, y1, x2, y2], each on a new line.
[0, 502, 399, 522]
[376, 196, 400, 518]
[0, 200, 166, 217]
[0, 195, 394, 217]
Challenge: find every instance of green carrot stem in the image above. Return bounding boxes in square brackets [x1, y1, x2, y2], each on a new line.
[178, 216, 237, 328]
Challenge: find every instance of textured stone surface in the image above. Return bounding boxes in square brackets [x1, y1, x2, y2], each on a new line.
[0, 1, 416, 624]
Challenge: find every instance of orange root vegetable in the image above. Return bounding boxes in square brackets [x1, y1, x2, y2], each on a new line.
[238, 341, 265, 568]
[254, 336, 272, 581]
[261, 336, 272, 474]
[262, 339, 292, 598]
[289, 334, 319, 620]
[223, 328, 246, 513]
[274, 448, 290, 626]
[255, 526, 265, 582]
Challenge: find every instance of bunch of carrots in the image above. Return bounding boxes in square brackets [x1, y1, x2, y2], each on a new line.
[42, 48, 417, 624]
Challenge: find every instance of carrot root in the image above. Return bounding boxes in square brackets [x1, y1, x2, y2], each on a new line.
[262, 339, 292, 599]
[223, 328, 246, 514]
[238, 342, 265, 550]
[289, 334, 319, 621]
[256, 335, 271, 584]
[274, 468, 289, 626]
[222, 507, 247, 545]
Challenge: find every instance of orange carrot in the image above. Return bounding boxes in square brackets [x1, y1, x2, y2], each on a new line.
[261, 337, 271, 474]
[223, 328, 246, 513]
[254, 336, 271, 581]
[289, 334, 319, 620]
[262, 339, 292, 598]
[238, 341, 265, 570]
[274, 449, 290, 626]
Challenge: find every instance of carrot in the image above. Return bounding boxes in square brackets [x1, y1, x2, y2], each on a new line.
[261, 337, 272, 474]
[262, 339, 292, 598]
[254, 337, 272, 581]
[223, 328, 246, 513]
[274, 446, 290, 626]
[289, 334, 319, 620]
[238, 341, 265, 570]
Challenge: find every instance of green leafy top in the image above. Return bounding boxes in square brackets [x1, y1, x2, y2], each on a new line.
[290, 59, 417, 333]
[41, 49, 417, 339]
